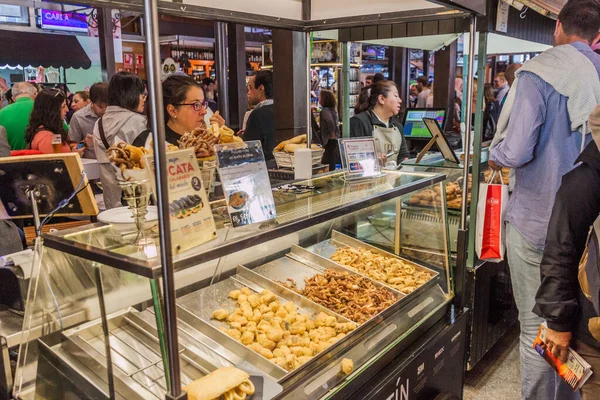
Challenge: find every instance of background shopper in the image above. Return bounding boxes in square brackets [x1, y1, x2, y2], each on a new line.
[68, 83, 109, 159]
[71, 90, 90, 114]
[0, 82, 38, 150]
[314, 89, 341, 169]
[489, 2, 600, 398]
[25, 89, 81, 155]
[534, 105, 600, 400]
[94, 72, 148, 209]
[244, 70, 275, 160]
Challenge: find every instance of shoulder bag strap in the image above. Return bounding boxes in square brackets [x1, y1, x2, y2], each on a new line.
[98, 118, 110, 150]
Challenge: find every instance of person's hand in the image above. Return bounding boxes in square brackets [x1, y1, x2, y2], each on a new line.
[545, 328, 571, 363]
[75, 146, 85, 157]
[210, 110, 225, 127]
[85, 134, 94, 148]
[488, 159, 502, 171]
[236, 130, 244, 137]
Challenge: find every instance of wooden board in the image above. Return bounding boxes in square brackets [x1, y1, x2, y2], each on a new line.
[0, 153, 99, 218]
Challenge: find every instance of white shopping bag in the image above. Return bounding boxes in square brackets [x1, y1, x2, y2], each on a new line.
[476, 171, 509, 262]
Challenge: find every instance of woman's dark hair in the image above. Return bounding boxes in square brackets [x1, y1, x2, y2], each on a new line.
[354, 88, 370, 114]
[108, 72, 144, 111]
[4, 88, 13, 104]
[320, 89, 336, 108]
[74, 90, 90, 102]
[368, 80, 398, 109]
[25, 89, 67, 145]
[373, 73, 385, 84]
[162, 74, 202, 125]
[483, 83, 496, 103]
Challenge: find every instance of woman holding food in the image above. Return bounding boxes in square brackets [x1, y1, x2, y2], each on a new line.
[162, 74, 229, 144]
[350, 80, 409, 165]
[94, 72, 148, 209]
[26, 89, 84, 155]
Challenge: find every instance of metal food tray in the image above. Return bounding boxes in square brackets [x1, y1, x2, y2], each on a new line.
[176, 266, 357, 382]
[60, 308, 283, 400]
[251, 250, 405, 324]
[60, 309, 207, 400]
[304, 231, 440, 297]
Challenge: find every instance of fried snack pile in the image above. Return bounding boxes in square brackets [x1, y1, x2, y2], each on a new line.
[331, 247, 433, 294]
[178, 127, 218, 158]
[106, 142, 148, 180]
[280, 269, 397, 324]
[212, 287, 356, 371]
[183, 367, 255, 400]
[407, 177, 472, 209]
[273, 134, 321, 154]
[209, 123, 243, 144]
[484, 168, 510, 185]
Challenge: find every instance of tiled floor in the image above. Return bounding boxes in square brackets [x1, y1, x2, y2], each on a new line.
[464, 325, 521, 400]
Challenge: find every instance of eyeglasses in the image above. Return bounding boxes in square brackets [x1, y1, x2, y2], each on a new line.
[174, 100, 209, 112]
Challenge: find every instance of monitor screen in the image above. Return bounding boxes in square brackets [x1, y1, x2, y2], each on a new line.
[403, 109, 446, 138]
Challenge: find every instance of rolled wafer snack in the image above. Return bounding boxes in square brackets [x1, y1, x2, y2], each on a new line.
[183, 367, 255, 400]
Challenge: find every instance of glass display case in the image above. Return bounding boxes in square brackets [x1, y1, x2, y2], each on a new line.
[401, 149, 490, 253]
[14, 170, 454, 400]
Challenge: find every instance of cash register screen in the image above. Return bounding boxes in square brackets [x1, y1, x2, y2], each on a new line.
[402, 108, 446, 138]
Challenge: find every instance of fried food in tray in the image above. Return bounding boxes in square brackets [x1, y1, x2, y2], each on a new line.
[183, 367, 255, 400]
[330, 247, 433, 294]
[279, 269, 397, 324]
[106, 142, 148, 180]
[407, 177, 472, 210]
[212, 287, 355, 372]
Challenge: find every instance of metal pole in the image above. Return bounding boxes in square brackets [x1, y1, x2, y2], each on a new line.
[306, 31, 312, 147]
[93, 264, 115, 399]
[460, 16, 477, 231]
[215, 22, 230, 123]
[341, 42, 351, 138]
[142, 0, 186, 398]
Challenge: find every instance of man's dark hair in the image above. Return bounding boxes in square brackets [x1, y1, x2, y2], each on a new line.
[108, 72, 144, 111]
[253, 70, 273, 99]
[89, 83, 109, 105]
[319, 89, 336, 108]
[373, 73, 385, 83]
[558, 0, 600, 43]
[202, 77, 215, 87]
[417, 76, 429, 87]
[163, 74, 201, 125]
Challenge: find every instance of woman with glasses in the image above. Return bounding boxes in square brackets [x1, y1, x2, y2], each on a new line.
[94, 72, 149, 209]
[162, 74, 209, 145]
[25, 89, 83, 155]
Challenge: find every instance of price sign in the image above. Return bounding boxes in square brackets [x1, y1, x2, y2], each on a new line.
[341, 138, 380, 178]
[135, 53, 144, 68]
[123, 53, 133, 68]
[215, 141, 276, 228]
[144, 148, 217, 254]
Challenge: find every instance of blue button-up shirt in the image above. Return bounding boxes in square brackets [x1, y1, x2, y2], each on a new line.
[489, 42, 600, 250]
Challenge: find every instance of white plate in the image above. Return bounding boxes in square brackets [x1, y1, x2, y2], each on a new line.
[98, 206, 158, 235]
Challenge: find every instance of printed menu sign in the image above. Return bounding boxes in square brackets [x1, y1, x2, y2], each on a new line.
[342, 138, 380, 177]
[215, 141, 276, 228]
[145, 148, 216, 253]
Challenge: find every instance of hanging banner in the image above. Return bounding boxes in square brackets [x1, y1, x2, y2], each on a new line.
[135, 54, 145, 68]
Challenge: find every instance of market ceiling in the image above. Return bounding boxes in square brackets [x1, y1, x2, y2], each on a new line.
[0, 30, 92, 69]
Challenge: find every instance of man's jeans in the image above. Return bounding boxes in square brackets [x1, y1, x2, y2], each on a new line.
[507, 223, 580, 400]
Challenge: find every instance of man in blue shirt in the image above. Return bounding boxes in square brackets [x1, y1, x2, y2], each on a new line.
[489, 1, 600, 399]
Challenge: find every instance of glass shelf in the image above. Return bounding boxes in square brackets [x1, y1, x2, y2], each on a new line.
[43, 171, 446, 279]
